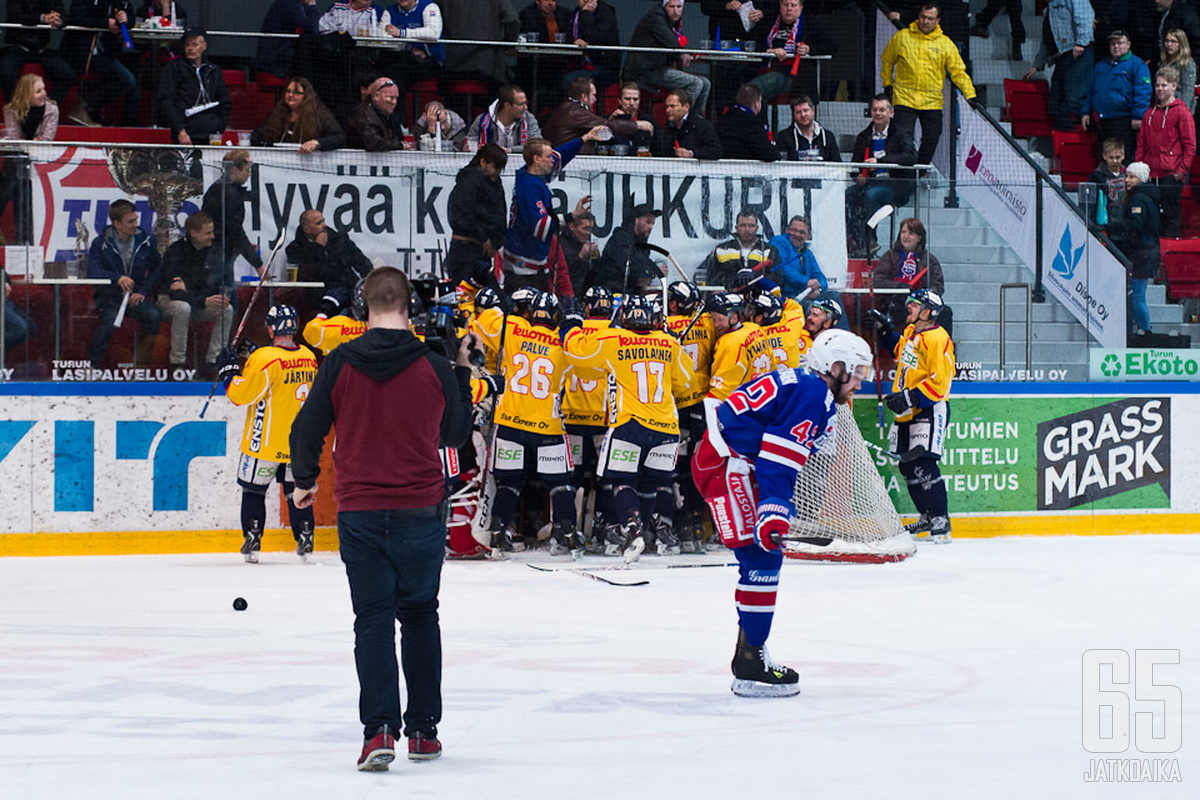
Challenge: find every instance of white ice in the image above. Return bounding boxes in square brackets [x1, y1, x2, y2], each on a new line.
[1, 535, 1197, 799]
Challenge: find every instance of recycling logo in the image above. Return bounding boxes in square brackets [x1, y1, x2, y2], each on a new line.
[1100, 354, 1122, 377]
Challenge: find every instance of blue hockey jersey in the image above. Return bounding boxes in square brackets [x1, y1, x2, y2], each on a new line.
[504, 138, 584, 266]
[387, 0, 445, 63]
[714, 367, 838, 520]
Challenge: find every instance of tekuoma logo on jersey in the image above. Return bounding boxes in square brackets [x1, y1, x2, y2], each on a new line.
[1036, 398, 1170, 511]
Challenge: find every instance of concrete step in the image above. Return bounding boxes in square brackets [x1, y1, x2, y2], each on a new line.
[954, 320, 1092, 343]
[948, 299, 1081, 324]
[953, 339, 1091, 369]
[937, 244, 1025, 264]
[942, 263, 1029, 284]
[1150, 304, 1184, 324]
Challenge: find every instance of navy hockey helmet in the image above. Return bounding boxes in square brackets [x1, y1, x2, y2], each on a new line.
[581, 285, 613, 318]
[810, 295, 843, 325]
[265, 303, 299, 336]
[621, 293, 661, 332]
[667, 280, 700, 314]
[351, 276, 368, 321]
[510, 286, 539, 318]
[705, 292, 744, 318]
[751, 292, 783, 325]
[475, 286, 503, 313]
[529, 291, 561, 329]
[906, 288, 944, 319]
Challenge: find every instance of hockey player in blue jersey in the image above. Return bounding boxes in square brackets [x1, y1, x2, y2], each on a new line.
[693, 329, 874, 697]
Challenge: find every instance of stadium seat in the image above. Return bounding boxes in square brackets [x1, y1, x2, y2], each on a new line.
[600, 83, 621, 116]
[257, 71, 288, 102]
[446, 79, 491, 129]
[1161, 238, 1200, 299]
[407, 78, 441, 126]
[1052, 130, 1098, 189]
[1003, 78, 1052, 138]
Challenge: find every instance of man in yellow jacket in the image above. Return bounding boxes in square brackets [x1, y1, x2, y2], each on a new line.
[880, 3, 977, 166]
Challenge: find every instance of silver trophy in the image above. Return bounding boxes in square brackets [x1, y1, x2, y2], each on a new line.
[107, 147, 204, 255]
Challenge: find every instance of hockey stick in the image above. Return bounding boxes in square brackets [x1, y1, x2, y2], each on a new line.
[198, 231, 287, 419]
[640, 241, 690, 283]
[860, 436, 901, 462]
[527, 562, 649, 587]
[865, 204, 895, 432]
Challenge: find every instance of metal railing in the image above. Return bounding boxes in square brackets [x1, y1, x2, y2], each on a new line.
[999, 282, 1032, 375]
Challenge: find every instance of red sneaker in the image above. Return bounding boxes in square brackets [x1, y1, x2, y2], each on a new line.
[357, 729, 396, 771]
[408, 732, 442, 761]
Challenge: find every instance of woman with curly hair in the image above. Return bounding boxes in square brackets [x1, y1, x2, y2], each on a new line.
[251, 77, 345, 153]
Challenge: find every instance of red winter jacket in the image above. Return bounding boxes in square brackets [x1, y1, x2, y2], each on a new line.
[1136, 98, 1197, 179]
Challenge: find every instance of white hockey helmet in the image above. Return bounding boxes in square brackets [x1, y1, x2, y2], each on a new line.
[807, 329, 874, 381]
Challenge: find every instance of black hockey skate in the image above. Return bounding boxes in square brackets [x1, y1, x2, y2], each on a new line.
[925, 516, 951, 544]
[549, 522, 583, 558]
[904, 514, 931, 535]
[731, 628, 800, 698]
[296, 523, 314, 562]
[241, 526, 262, 564]
[490, 526, 524, 554]
[652, 514, 680, 556]
[615, 514, 645, 564]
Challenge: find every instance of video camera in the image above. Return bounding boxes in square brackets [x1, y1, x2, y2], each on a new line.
[410, 276, 485, 367]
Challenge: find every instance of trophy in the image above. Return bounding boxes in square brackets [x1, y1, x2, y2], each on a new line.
[72, 217, 90, 277]
[107, 147, 204, 256]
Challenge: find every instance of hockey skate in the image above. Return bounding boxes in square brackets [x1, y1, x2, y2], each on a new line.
[240, 527, 262, 564]
[490, 525, 524, 554]
[548, 523, 583, 558]
[653, 515, 680, 556]
[904, 514, 932, 535]
[357, 727, 396, 771]
[296, 524, 314, 562]
[408, 731, 442, 761]
[620, 516, 645, 564]
[924, 516, 952, 544]
[731, 628, 801, 698]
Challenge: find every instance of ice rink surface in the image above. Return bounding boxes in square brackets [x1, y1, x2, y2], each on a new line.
[1, 535, 1197, 799]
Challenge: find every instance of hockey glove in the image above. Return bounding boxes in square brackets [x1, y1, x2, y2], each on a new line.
[735, 268, 757, 290]
[317, 288, 349, 318]
[482, 372, 505, 398]
[466, 260, 492, 290]
[864, 308, 893, 333]
[215, 347, 241, 383]
[235, 338, 258, 359]
[754, 514, 788, 553]
[560, 309, 584, 340]
[885, 388, 916, 414]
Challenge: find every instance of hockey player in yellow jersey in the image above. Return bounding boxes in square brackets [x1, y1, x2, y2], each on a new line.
[867, 288, 955, 543]
[664, 280, 713, 551]
[562, 293, 691, 561]
[475, 291, 578, 555]
[748, 293, 803, 370]
[803, 296, 842, 344]
[705, 292, 772, 402]
[303, 289, 368, 356]
[216, 304, 319, 563]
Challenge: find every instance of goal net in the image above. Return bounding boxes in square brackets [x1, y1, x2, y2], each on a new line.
[784, 404, 915, 563]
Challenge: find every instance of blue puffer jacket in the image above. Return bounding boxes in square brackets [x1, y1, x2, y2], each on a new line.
[1084, 52, 1152, 119]
[764, 233, 828, 297]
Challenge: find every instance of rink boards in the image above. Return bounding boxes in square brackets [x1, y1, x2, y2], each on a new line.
[1, 381, 1199, 555]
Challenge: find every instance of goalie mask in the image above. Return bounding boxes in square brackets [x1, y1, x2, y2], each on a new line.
[581, 285, 613, 318]
[667, 280, 700, 315]
[621, 293, 661, 332]
[529, 291, 561, 329]
[808, 329, 874, 382]
[265, 303, 299, 337]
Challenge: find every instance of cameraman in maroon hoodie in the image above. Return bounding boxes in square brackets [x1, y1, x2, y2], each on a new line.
[290, 266, 475, 772]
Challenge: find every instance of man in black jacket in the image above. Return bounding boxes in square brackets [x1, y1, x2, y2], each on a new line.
[289, 266, 474, 771]
[287, 209, 374, 293]
[699, 0, 775, 108]
[445, 144, 509, 285]
[717, 83, 780, 162]
[0, 1, 75, 105]
[157, 211, 235, 369]
[158, 28, 232, 145]
[608, 82, 657, 153]
[62, 0, 139, 126]
[202, 150, 264, 277]
[518, 0, 575, 108]
[775, 95, 841, 162]
[654, 90, 723, 159]
[846, 94, 916, 256]
[563, 0, 622, 90]
[346, 77, 405, 151]
[625, 0, 711, 116]
[593, 203, 664, 294]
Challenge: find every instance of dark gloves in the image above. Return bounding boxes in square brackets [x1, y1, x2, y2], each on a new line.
[865, 308, 893, 333]
[235, 339, 258, 359]
[482, 372, 505, 398]
[215, 347, 240, 382]
[885, 388, 916, 415]
[560, 308, 585, 339]
[968, 97, 985, 112]
[317, 288, 349, 318]
[466, 260, 492, 290]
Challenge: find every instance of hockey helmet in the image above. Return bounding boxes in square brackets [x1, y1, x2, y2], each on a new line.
[351, 276, 368, 321]
[750, 292, 783, 325]
[906, 288, 944, 319]
[621, 293, 661, 332]
[807, 329, 874, 381]
[529, 291, 561, 329]
[510, 286, 539, 318]
[705, 292, 744, 318]
[475, 286, 503, 313]
[667, 280, 700, 314]
[809, 296, 843, 325]
[581, 285, 613, 318]
[265, 303, 299, 336]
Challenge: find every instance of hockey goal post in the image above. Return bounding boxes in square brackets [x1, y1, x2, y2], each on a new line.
[784, 403, 915, 563]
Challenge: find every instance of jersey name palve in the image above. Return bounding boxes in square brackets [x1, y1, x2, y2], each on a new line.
[479, 316, 568, 434]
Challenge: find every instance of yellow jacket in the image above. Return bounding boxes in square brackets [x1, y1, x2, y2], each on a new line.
[881, 22, 976, 111]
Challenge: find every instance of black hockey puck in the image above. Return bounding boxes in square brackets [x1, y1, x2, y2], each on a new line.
[232, 597, 248, 611]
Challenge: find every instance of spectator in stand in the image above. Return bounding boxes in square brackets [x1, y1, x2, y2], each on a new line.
[717, 83, 780, 162]
[320, 0, 388, 34]
[1154, 1, 1200, 66]
[846, 94, 916, 257]
[593, 203, 665, 295]
[654, 90, 723, 160]
[700, 210, 770, 289]
[872, 216, 945, 326]
[563, 0, 622, 92]
[750, 0, 831, 102]
[608, 83, 657, 154]
[440, 0, 520, 87]
[318, 0, 391, 103]
[381, 0, 445, 92]
[970, 0, 1025, 61]
[775, 95, 841, 162]
[62, 0, 139, 127]
[1135, 65, 1196, 237]
[1160, 29, 1197, 113]
[346, 77, 404, 151]
[560, 210, 598, 294]
[287, 209, 374, 292]
[0, 2, 75, 109]
[252, 77, 346, 152]
[1117, 161, 1160, 335]
[256, 0, 319, 81]
[542, 76, 652, 153]
[1, 74, 57, 233]
[1024, 0, 1094, 132]
[625, 0, 712, 117]
[518, 0, 574, 109]
[1086, 138, 1128, 232]
[411, 100, 467, 151]
[3, 269, 36, 351]
[881, 3, 977, 167]
[157, 211, 235, 370]
[86, 199, 163, 368]
[764, 215, 829, 299]
[202, 150, 264, 278]
[699, 0, 773, 108]
[445, 143, 509, 285]
[1081, 31, 1152, 159]
[159, 28, 231, 145]
[467, 85, 543, 153]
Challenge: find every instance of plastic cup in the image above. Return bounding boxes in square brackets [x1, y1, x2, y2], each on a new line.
[526, 32, 540, 43]
[238, 132, 251, 146]
[209, 133, 223, 146]
[555, 33, 569, 44]
[286, 266, 298, 282]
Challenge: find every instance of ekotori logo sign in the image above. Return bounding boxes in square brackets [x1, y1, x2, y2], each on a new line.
[1090, 348, 1200, 381]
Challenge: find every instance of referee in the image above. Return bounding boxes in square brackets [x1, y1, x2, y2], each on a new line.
[290, 266, 475, 771]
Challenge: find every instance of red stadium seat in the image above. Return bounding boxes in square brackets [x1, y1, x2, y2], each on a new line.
[1161, 238, 1200, 299]
[446, 79, 491, 128]
[1052, 129, 1098, 189]
[1003, 78, 1052, 138]
[408, 78, 441, 125]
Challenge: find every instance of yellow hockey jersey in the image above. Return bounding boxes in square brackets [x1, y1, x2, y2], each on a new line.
[478, 316, 567, 434]
[562, 318, 612, 427]
[707, 322, 772, 401]
[302, 315, 367, 355]
[891, 323, 955, 422]
[665, 312, 714, 407]
[227, 343, 318, 462]
[470, 307, 506, 373]
[760, 299, 811, 370]
[563, 326, 691, 435]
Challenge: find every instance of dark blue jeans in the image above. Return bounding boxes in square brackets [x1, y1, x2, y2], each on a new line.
[1049, 46, 1092, 132]
[338, 508, 445, 740]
